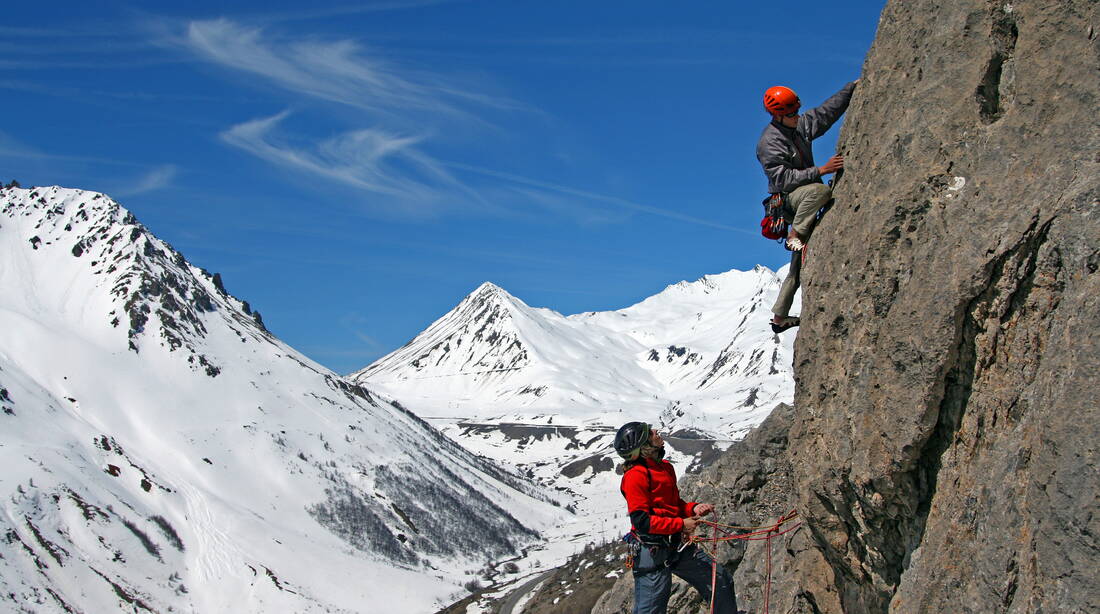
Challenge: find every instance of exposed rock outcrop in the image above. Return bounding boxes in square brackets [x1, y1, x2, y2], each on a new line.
[588, 0, 1099, 612]
[589, 404, 828, 614]
[789, 0, 1098, 611]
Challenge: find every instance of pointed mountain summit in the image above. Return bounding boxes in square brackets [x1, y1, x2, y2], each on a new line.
[356, 266, 795, 435]
[1, 185, 265, 376]
[0, 186, 564, 613]
[355, 281, 536, 383]
[352, 268, 798, 557]
[352, 279, 678, 424]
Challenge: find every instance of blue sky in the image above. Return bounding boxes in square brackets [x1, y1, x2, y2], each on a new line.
[2, 1, 883, 374]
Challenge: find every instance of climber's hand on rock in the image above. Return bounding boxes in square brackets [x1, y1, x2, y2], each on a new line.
[819, 155, 844, 176]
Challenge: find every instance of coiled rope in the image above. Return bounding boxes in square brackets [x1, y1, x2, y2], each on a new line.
[686, 510, 801, 614]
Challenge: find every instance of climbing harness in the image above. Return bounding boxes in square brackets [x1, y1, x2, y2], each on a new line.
[623, 529, 682, 573]
[759, 193, 789, 242]
[686, 510, 802, 614]
[623, 532, 640, 569]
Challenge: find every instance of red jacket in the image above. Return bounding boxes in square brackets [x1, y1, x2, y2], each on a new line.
[620, 457, 697, 535]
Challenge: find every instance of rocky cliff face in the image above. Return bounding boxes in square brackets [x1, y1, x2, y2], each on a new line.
[791, 0, 1098, 611]
[588, 1, 1099, 612]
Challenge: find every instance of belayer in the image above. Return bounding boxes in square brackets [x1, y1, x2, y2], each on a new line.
[757, 80, 858, 334]
[614, 422, 737, 614]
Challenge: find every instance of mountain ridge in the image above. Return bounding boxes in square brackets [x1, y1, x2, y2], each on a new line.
[350, 259, 799, 582]
[354, 264, 794, 437]
[0, 185, 566, 613]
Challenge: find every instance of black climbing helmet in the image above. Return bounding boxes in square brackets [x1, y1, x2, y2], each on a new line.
[614, 422, 650, 461]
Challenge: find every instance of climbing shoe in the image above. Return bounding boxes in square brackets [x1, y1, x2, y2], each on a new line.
[770, 316, 800, 334]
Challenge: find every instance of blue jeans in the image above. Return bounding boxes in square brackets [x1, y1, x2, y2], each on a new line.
[632, 544, 737, 614]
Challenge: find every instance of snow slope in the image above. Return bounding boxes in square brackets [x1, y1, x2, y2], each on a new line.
[354, 270, 794, 437]
[351, 264, 799, 578]
[0, 186, 567, 613]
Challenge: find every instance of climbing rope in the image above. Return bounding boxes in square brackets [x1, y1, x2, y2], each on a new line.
[688, 510, 801, 614]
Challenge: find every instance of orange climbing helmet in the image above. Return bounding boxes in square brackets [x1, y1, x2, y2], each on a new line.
[763, 86, 801, 116]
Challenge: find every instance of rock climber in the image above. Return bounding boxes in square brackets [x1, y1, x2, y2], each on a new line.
[757, 80, 858, 334]
[614, 421, 737, 614]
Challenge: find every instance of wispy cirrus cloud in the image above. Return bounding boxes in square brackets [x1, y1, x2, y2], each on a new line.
[179, 17, 733, 230]
[183, 18, 522, 119]
[183, 17, 513, 212]
[0, 23, 177, 70]
[221, 111, 481, 209]
[446, 162, 747, 233]
[115, 165, 178, 197]
[220, 112, 731, 229]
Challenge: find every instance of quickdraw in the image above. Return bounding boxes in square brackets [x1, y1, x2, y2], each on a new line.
[760, 193, 789, 242]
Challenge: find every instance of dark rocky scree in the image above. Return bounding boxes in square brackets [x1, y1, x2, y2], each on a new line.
[108, 225, 270, 376]
[573, 1, 1100, 612]
[700, 335, 783, 389]
[437, 542, 625, 614]
[517, 542, 626, 614]
[307, 380, 556, 567]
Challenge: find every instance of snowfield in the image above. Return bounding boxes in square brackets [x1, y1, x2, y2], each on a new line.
[351, 247, 798, 611]
[0, 186, 568, 613]
[0, 185, 795, 613]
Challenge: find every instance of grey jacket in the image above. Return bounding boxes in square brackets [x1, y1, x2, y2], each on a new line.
[756, 81, 857, 194]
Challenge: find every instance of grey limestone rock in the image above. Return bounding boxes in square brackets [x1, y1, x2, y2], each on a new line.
[594, 0, 1098, 612]
[592, 403, 830, 614]
[788, 0, 1100, 611]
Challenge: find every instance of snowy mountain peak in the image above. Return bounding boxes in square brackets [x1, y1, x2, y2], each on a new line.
[1, 185, 565, 613]
[457, 281, 525, 317]
[662, 267, 773, 297]
[1, 185, 270, 377]
[670, 274, 718, 293]
[356, 266, 796, 437]
[458, 281, 545, 320]
[471, 280, 505, 296]
[351, 281, 542, 385]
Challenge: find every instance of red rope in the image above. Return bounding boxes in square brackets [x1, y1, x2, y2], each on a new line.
[694, 510, 801, 614]
[765, 521, 774, 614]
[708, 521, 719, 614]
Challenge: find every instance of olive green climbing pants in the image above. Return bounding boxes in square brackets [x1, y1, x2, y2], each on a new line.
[772, 182, 833, 318]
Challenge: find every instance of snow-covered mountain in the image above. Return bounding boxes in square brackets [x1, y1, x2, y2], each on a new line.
[351, 265, 797, 549]
[353, 269, 794, 436]
[0, 186, 567, 613]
